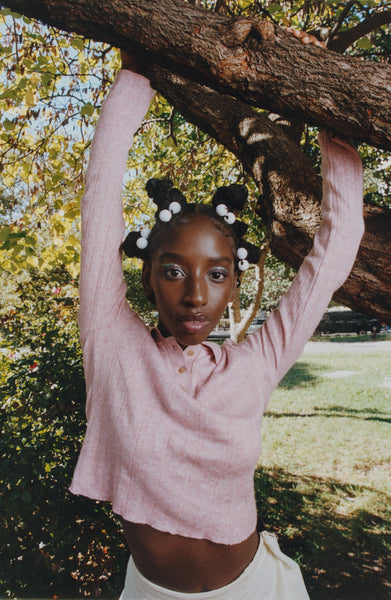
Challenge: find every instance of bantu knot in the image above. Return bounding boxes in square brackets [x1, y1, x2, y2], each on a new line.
[146, 178, 173, 205]
[211, 184, 248, 213]
[121, 231, 146, 260]
[240, 240, 261, 264]
[146, 178, 187, 212]
[232, 220, 248, 240]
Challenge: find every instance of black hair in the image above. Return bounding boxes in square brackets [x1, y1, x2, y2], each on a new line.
[121, 179, 261, 269]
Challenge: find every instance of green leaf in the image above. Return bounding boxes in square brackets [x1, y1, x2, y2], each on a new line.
[71, 37, 85, 51]
[268, 3, 282, 15]
[0, 7, 22, 18]
[0, 226, 11, 242]
[0, 88, 17, 100]
[80, 101, 95, 117]
[2, 118, 14, 131]
[356, 37, 373, 50]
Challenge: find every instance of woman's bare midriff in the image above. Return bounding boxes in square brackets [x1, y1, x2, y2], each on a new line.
[121, 519, 259, 593]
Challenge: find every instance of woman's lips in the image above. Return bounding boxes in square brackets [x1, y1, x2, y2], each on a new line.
[178, 314, 211, 334]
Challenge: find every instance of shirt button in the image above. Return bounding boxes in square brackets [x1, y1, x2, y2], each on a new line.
[187, 350, 194, 356]
[178, 366, 186, 374]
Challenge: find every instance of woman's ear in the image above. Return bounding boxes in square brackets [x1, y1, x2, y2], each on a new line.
[142, 262, 156, 305]
[142, 262, 152, 297]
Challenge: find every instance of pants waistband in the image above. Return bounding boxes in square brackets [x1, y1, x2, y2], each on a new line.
[120, 531, 310, 599]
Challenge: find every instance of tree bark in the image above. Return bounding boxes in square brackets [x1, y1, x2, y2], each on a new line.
[3, 0, 391, 150]
[150, 67, 391, 323]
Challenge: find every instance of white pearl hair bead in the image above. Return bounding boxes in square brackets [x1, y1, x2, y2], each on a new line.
[238, 259, 249, 271]
[136, 237, 148, 250]
[159, 209, 172, 222]
[237, 247, 248, 260]
[216, 203, 228, 216]
[224, 212, 236, 225]
[168, 201, 181, 214]
[140, 227, 151, 238]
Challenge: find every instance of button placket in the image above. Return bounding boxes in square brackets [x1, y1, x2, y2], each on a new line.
[183, 348, 198, 396]
[177, 364, 188, 393]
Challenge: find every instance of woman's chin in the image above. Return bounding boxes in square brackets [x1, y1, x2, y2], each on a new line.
[175, 326, 213, 348]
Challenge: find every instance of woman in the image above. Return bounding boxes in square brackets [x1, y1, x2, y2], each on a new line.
[69, 52, 364, 598]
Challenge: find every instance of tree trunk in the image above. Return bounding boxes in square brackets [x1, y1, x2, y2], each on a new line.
[150, 67, 391, 323]
[3, 0, 391, 150]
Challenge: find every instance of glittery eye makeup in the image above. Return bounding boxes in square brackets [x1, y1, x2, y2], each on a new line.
[161, 262, 186, 279]
[208, 268, 229, 281]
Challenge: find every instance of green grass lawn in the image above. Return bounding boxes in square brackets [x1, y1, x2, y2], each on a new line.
[255, 344, 391, 600]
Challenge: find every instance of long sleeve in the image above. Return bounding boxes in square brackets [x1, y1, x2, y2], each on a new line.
[78, 70, 155, 343]
[241, 132, 365, 397]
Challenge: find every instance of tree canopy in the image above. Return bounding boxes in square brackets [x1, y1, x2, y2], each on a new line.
[0, 0, 390, 321]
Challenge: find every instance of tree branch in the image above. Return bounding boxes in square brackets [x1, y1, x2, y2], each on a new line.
[328, 9, 391, 53]
[2, 0, 391, 149]
[326, 0, 355, 48]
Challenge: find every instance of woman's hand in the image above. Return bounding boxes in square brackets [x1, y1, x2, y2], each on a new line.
[318, 130, 362, 172]
[120, 49, 149, 75]
[286, 27, 326, 49]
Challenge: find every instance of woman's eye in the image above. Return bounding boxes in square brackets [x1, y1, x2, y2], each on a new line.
[162, 265, 185, 279]
[209, 269, 228, 281]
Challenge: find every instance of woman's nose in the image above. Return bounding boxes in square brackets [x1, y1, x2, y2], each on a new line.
[183, 275, 207, 306]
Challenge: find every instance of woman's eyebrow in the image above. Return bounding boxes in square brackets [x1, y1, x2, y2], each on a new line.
[209, 257, 233, 265]
[159, 252, 232, 264]
[159, 252, 184, 262]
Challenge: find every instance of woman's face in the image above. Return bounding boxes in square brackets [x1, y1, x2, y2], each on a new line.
[142, 217, 237, 347]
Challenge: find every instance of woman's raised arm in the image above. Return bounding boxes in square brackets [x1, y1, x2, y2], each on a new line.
[78, 56, 155, 344]
[241, 132, 364, 397]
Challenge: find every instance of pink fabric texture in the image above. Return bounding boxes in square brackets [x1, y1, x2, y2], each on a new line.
[70, 70, 364, 545]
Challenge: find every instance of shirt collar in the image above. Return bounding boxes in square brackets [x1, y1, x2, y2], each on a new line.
[150, 327, 222, 363]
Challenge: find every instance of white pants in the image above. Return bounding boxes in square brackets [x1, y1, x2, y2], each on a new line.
[119, 531, 310, 599]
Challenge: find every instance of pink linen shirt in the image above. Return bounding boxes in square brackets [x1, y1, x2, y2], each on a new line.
[69, 70, 364, 545]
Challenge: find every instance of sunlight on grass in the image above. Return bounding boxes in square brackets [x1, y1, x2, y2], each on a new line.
[261, 351, 390, 493]
[256, 346, 391, 599]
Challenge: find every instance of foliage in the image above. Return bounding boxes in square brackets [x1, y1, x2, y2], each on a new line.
[124, 261, 158, 326]
[235, 248, 296, 313]
[0, 269, 131, 597]
[261, 254, 295, 311]
[362, 145, 391, 207]
[0, 8, 118, 275]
